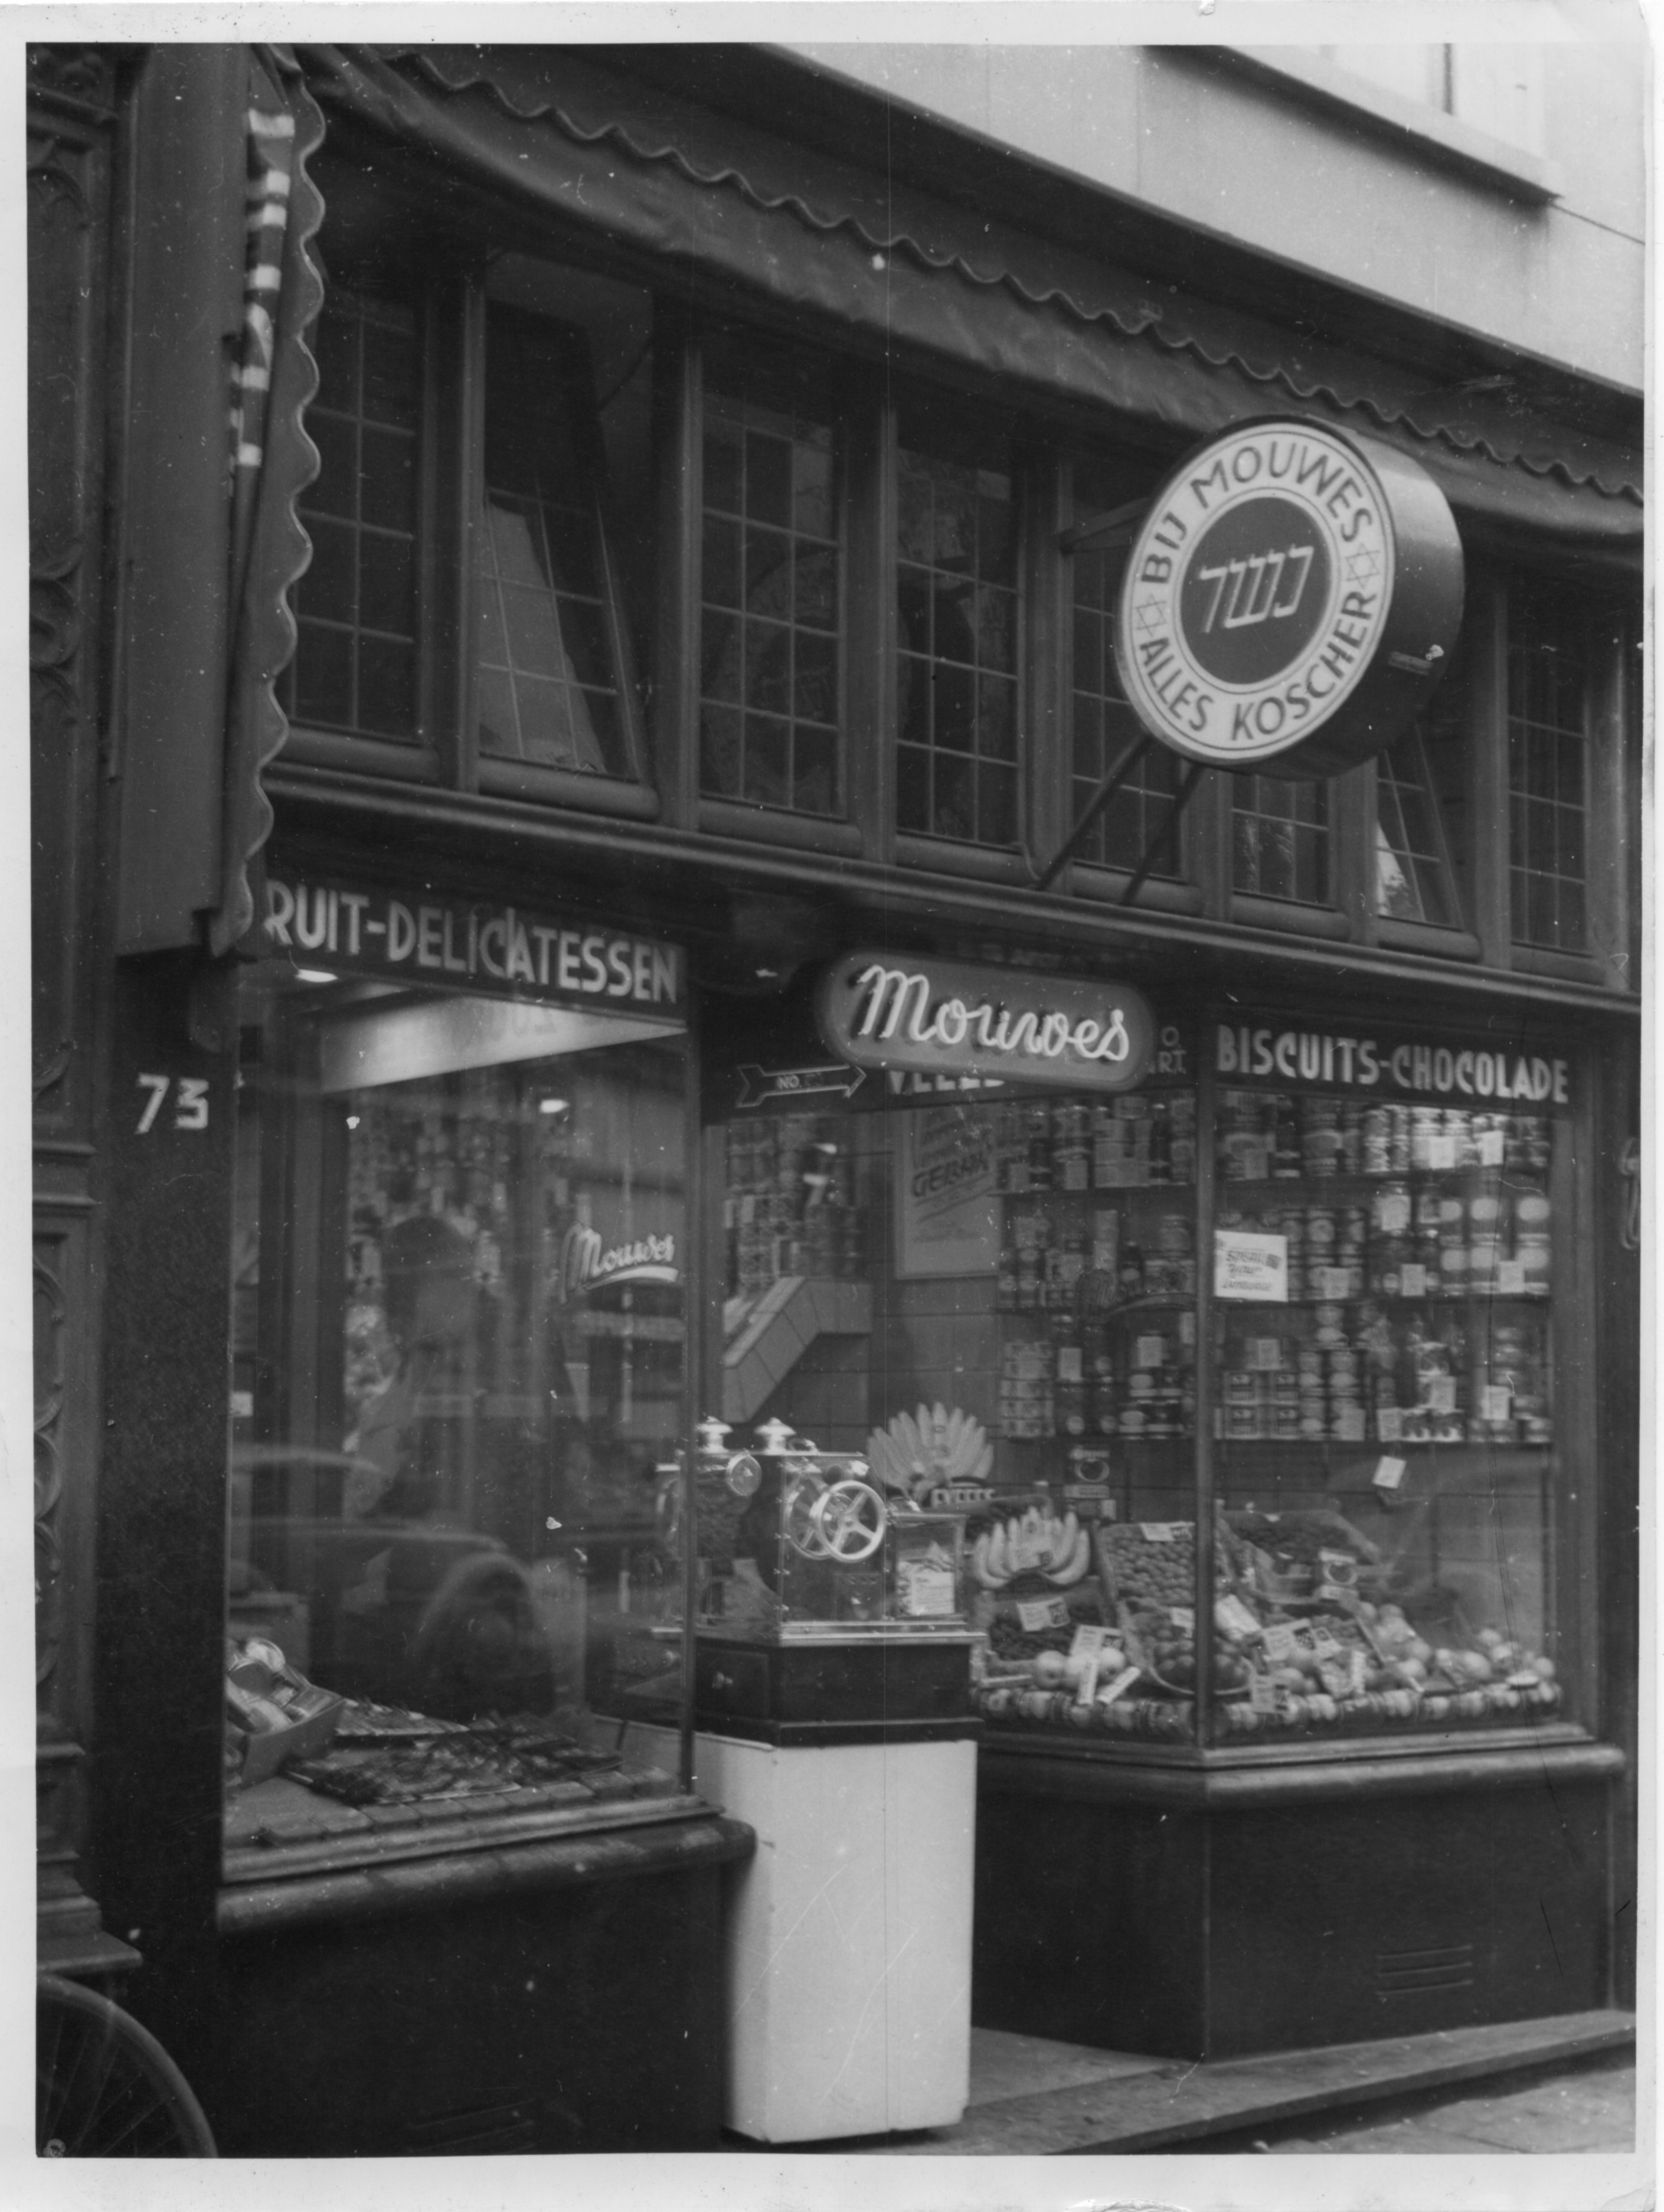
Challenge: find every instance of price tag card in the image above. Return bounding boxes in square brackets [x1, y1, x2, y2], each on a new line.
[1374, 1454, 1408, 1492]
[1377, 1409, 1405, 1444]
[1400, 1264, 1428, 1299]
[1249, 1669, 1281, 1714]
[1427, 1376, 1457, 1416]
[1316, 1266, 1352, 1303]
[1481, 1383, 1513, 1423]
[1479, 1128, 1507, 1167]
[1139, 1522, 1180, 1542]
[1496, 1259, 1527, 1296]
[1068, 1623, 1109, 1662]
[1318, 1654, 1355, 1700]
[1333, 1407, 1367, 1442]
[1309, 1626, 1344, 1661]
[1214, 1228, 1289, 1304]
[1216, 1594, 1261, 1641]
[1428, 1133, 1457, 1171]
[1097, 1664, 1143, 1706]
[1261, 1621, 1301, 1665]
[1016, 1596, 1071, 1633]
[1011, 1530, 1048, 1572]
[1248, 1337, 1284, 1372]
[1167, 1606, 1195, 1633]
[1135, 1335, 1167, 1370]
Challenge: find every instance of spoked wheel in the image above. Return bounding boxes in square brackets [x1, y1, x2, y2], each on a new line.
[37, 1974, 217, 2157]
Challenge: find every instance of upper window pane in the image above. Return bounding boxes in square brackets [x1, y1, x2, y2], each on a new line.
[282, 286, 421, 742]
[896, 406, 1020, 849]
[1068, 456, 1184, 878]
[477, 306, 634, 779]
[699, 335, 842, 817]
[1508, 590, 1589, 952]
[1233, 775, 1330, 904]
[1375, 726, 1462, 929]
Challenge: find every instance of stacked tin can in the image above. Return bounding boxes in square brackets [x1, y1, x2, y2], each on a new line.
[1471, 1316, 1552, 1445]
[998, 1332, 1055, 1439]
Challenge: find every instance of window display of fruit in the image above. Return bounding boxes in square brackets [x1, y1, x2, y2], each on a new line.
[1227, 1508, 1384, 1600]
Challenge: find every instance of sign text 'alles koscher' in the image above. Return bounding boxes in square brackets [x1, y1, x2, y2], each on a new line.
[816, 952, 1155, 1095]
[1117, 419, 1463, 781]
[265, 876, 684, 1019]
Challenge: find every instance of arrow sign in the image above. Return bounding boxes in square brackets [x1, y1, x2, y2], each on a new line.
[735, 1062, 868, 1111]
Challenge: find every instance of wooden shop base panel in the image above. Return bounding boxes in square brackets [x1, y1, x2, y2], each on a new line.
[972, 1737, 1622, 2062]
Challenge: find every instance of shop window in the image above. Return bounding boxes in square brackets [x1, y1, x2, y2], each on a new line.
[476, 306, 634, 777]
[282, 285, 421, 742]
[1508, 592, 1589, 952]
[699, 338, 842, 816]
[711, 1012, 1571, 1757]
[226, 928, 692, 1843]
[1375, 727, 1462, 928]
[896, 410, 1020, 848]
[1232, 775, 1330, 904]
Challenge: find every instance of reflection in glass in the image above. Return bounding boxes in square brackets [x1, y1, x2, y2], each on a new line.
[227, 970, 688, 1831]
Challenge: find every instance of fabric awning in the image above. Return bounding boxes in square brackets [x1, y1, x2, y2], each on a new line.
[299, 42, 1640, 551]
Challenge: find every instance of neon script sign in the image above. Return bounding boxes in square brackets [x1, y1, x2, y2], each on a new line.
[816, 953, 1155, 1094]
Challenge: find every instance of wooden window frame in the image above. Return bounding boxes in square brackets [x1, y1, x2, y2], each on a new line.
[281, 262, 661, 822]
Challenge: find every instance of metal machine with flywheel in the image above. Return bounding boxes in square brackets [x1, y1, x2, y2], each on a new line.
[631, 1420, 981, 2142]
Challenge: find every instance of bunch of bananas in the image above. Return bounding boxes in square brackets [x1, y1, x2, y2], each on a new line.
[865, 1402, 993, 1498]
[972, 1507, 1092, 1589]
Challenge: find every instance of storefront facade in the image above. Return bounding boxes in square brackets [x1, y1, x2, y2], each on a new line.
[31, 38, 1641, 2153]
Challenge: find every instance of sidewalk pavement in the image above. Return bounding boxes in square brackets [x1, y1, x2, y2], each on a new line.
[1210, 2051, 1636, 2154]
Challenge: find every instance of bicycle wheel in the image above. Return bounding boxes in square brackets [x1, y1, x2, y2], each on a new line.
[37, 1974, 217, 2157]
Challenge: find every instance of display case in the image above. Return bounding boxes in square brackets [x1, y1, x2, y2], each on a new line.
[224, 913, 701, 1845]
[966, 1026, 1578, 1753]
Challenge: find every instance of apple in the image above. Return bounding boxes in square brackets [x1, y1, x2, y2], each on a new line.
[1032, 1651, 1068, 1687]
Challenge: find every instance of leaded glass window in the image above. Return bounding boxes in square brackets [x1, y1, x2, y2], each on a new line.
[475, 306, 633, 777]
[896, 416, 1019, 847]
[283, 286, 421, 740]
[1375, 729, 1462, 927]
[1233, 776, 1330, 904]
[1509, 595, 1589, 950]
[699, 342, 842, 814]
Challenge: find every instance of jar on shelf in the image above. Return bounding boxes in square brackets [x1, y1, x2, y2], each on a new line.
[1169, 1094, 1198, 1184]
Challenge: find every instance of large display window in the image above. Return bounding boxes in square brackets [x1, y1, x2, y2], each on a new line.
[223, 877, 696, 1846]
[707, 984, 1587, 1761]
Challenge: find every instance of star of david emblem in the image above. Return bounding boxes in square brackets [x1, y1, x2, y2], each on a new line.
[1345, 547, 1382, 586]
[1133, 598, 1163, 637]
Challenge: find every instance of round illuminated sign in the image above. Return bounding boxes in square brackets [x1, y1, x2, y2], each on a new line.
[1116, 420, 1464, 779]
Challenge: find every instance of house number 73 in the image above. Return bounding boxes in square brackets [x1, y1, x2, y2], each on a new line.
[135, 1074, 210, 1133]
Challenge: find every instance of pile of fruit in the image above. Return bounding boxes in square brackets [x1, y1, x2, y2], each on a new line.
[866, 1403, 993, 1497]
[1096, 1522, 1196, 1609]
[1120, 1609, 1254, 1694]
[970, 1504, 1092, 1590]
[985, 1594, 1106, 1665]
